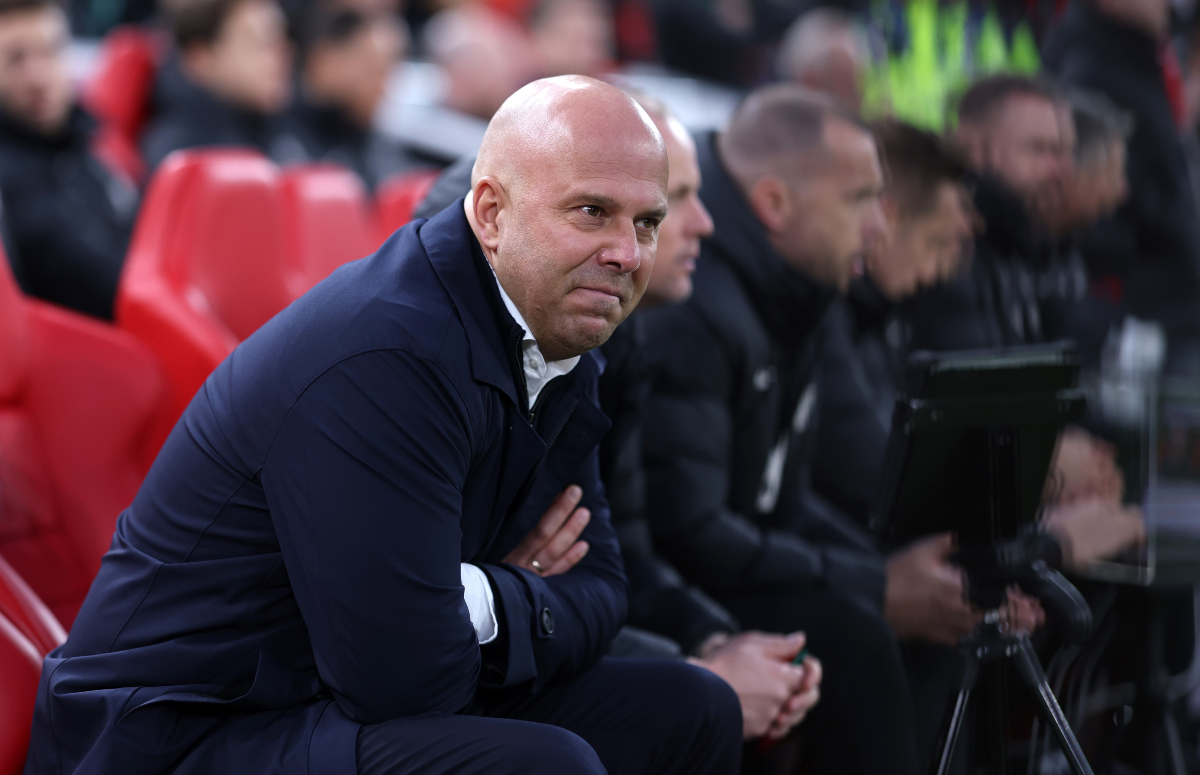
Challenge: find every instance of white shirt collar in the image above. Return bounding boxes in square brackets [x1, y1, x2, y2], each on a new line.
[488, 263, 581, 411]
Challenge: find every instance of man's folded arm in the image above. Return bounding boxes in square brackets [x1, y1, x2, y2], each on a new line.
[262, 349, 483, 725]
[477, 445, 629, 690]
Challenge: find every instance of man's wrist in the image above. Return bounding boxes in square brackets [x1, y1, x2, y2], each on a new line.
[693, 631, 732, 659]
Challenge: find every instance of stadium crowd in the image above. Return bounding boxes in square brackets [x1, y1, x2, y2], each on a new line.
[0, 0, 1198, 771]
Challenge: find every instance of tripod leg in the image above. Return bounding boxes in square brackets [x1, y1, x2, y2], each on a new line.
[1010, 638, 1095, 775]
[930, 649, 980, 775]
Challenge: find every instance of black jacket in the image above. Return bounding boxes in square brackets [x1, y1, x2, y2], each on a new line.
[1044, 1, 1200, 334]
[641, 132, 886, 606]
[142, 57, 285, 173]
[811, 280, 902, 526]
[274, 96, 428, 191]
[599, 315, 740, 654]
[0, 105, 138, 319]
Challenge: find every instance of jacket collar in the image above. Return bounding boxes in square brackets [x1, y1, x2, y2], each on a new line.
[0, 103, 94, 153]
[417, 200, 607, 410]
[696, 131, 838, 344]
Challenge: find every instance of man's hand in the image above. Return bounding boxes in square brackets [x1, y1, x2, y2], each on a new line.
[1050, 427, 1124, 505]
[689, 632, 819, 739]
[1043, 497, 1146, 571]
[503, 485, 591, 576]
[885, 533, 980, 645]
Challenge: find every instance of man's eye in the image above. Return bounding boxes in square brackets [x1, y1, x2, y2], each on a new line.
[636, 218, 659, 230]
[581, 205, 602, 217]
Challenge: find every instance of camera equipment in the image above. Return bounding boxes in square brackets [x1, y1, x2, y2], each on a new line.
[870, 343, 1095, 775]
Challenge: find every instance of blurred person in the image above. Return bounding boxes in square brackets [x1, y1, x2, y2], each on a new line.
[1044, 0, 1200, 374]
[24, 75, 745, 775]
[812, 120, 974, 525]
[0, 0, 139, 319]
[423, 3, 536, 120]
[530, 0, 613, 77]
[142, 0, 292, 172]
[1045, 90, 1135, 364]
[775, 7, 870, 113]
[409, 91, 826, 747]
[907, 75, 1074, 352]
[276, 0, 428, 190]
[639, 84, 937, 775]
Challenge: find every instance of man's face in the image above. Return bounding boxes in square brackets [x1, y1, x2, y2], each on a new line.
[982, 94, 1073, 221]
[488, 119, 668, 360]
[1060, 139, 1129, 230]
[867, 182, 973, 301]
[643, 115, 713, 305]
[0, 6, 72, 135]
[308, 9, 406, 127]
[192, 0, 291, 114]
[776, 119, 885, 292]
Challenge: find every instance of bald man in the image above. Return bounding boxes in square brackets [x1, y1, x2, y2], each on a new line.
[23, 76, 741, 775]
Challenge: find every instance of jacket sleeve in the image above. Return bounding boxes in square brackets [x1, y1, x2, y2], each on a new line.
[474, 439, 630, 692]
[642, 304, 886, 605]
[262, 349, 483, 725]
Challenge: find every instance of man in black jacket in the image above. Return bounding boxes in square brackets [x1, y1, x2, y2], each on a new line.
[906, 75, 1075, 353]
[641, 84, 949, 775]
[142, 0, 292, 172]
[0, 0, 138, 319]
[1044, 0, 1200, 374]
[812, 120, 975, 526]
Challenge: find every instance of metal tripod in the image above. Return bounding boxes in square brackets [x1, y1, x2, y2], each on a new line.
[931, 614, 1095, 775]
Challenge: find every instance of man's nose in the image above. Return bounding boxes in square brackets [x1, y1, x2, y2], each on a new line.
[863, 201, 887, 242]
[690, 197, 715, 240]
[599, 221, 642, 273]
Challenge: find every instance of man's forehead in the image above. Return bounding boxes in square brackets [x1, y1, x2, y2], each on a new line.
[554, 170, 668, 208]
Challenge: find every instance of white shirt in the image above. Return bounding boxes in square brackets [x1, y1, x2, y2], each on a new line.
[490, 263, 581, 410]
[459, 262, 582, 644]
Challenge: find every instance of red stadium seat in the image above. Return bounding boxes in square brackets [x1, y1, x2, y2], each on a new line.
[0, 611, 41, 775]
[376, 169, 441, 243]
[280, 164, 381, 298]
[82, 27, 164, 184]
[117, 149, 293, 422]
[0, 555, 63, 657]
[0, 247, 170, 629]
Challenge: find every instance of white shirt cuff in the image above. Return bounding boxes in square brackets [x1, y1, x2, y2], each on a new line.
[460, 563, 498, 644]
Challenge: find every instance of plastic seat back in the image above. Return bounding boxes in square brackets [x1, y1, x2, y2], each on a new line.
[82, 27, 163, 183]
[1, 240, 169, 627]
[376, 169, 440, 242]
[118, 150, 291, 420]
[280, 164, 380, 298]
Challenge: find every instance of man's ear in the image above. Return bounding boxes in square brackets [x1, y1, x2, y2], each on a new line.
[469, 176, 505, 252]
[747, 175, 791, 235]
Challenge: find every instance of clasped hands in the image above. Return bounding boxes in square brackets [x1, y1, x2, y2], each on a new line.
[504, 486, 822, 741]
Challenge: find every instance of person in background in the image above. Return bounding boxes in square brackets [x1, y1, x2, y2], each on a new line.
[423, 3, 536, 120]
[651, 0, 802, 87]
[0, 0, 138, 319]
[640, 84, 934, 775]
[1045, 0, 1200, 375]
[811, 119, 974, 527]
[1044, 90, 1134, 365]
[906, 75, 1074, 352]
[775, 7, 870, 113]
[142, 0, 292, 172]
[530, 0, 613, 77]
[277, 0, 427, 190]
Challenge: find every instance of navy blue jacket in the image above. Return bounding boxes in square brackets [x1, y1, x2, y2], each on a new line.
[23, 202, 626, 775]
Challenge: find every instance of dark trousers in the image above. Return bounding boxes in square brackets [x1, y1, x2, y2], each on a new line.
[718, 589, 922, 775]
[356, 657, 743, 775]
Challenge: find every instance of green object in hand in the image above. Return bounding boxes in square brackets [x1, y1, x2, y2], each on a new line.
[793, 647, 810, 665]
